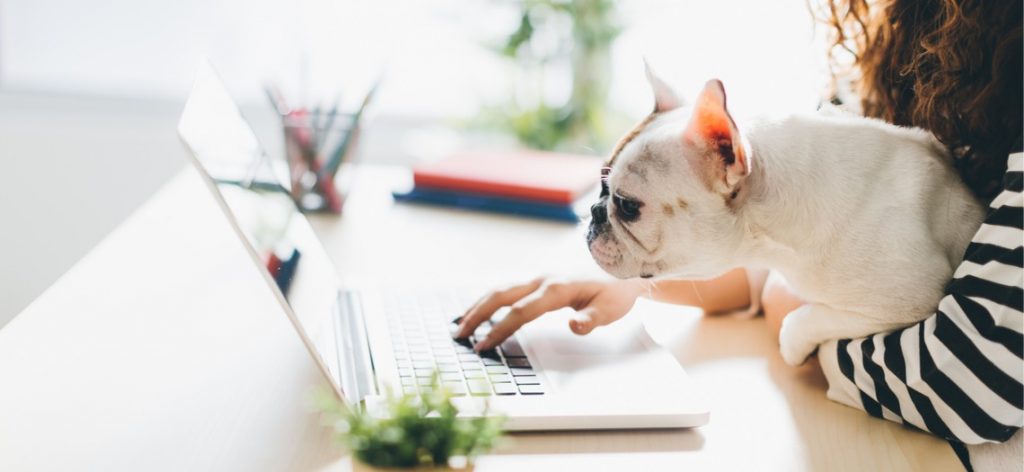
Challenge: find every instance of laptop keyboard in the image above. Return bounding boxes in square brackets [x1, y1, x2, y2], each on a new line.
[384, 291, 545, 397]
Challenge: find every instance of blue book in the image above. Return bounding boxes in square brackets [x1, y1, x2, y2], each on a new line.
[393, 187, 580, 223]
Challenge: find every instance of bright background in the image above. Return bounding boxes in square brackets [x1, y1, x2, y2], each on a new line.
[0, 0, 827, 326]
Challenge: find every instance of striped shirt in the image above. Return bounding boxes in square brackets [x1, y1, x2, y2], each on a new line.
[817, 151, 1024, 444]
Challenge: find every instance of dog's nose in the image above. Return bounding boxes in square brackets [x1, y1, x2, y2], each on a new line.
[590, 202, 607, 225]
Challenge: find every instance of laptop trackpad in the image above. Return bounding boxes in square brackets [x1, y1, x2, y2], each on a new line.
[527, 309, 650, 356]
[519, 308, 689, 396]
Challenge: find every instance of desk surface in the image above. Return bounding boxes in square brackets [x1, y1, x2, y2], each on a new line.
[0, 165, 960, 471]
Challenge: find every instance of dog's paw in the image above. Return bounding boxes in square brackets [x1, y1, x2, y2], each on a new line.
[779, 336, 816, 366]
[778, 308, 819, 366]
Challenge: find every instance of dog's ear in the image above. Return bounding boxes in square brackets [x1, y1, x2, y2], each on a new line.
[644, 61, 683, 113]
[685, 79, 750, 188]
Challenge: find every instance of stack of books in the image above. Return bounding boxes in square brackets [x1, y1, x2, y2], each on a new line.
[393, 150, 601, 222]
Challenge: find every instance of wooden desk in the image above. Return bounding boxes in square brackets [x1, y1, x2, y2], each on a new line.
[0, 165, 960, 471]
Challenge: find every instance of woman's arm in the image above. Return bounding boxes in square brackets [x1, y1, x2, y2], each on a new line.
[813, 152, 1024, 444]
[644, 268, 754, 314]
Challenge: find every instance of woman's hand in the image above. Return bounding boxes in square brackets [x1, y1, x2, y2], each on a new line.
[761, 271, 806, 338]
[454, 277, 648, 351]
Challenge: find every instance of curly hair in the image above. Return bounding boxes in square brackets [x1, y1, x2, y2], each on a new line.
[813, 0, 1023, 200]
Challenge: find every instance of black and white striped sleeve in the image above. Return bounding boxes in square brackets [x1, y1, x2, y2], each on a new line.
[817, 151, 1024, 444]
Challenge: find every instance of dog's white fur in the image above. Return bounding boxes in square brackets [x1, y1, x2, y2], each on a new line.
[589, 69, 986, 365]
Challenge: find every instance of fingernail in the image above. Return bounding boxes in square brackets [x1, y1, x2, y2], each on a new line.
[451, 315, 463, 324]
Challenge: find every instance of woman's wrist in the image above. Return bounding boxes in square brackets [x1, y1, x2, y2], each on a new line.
[638, 268, 752, 313]
[616, 278, 651, 298]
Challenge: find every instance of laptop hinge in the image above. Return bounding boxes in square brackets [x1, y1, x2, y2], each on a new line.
[334, 290, 377, 407]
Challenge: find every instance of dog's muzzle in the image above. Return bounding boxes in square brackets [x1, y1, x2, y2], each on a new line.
[586, 200, 609, 244]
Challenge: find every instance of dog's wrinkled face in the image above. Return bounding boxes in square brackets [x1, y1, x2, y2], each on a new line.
[586, 67, 753, 280]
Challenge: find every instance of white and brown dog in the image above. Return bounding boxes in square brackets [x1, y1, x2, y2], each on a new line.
[587, 65, 985, 365]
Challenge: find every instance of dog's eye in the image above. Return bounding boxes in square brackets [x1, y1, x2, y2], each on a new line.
[613, 194, 642, 222]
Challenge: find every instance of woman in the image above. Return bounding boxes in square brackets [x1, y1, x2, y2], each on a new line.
[455, 0, 1023, 462]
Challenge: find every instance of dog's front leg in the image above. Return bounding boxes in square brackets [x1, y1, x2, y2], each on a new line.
[778, 304, 884, 366]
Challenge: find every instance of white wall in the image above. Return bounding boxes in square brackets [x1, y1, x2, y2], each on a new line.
[0, 92, 184, 324]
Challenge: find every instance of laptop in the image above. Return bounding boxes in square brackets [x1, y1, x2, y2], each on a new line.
[177, 62, 709, 431]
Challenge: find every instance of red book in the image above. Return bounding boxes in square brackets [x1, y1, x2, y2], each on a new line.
[412, 150, 601, 205]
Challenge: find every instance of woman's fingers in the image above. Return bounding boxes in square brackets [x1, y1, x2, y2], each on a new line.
[455, 277, 544, 338]
[569, 308, 599, 335]
[474, 282, 576, 351]
[569, 282, 642, 335]
[455, 278, 638, 351]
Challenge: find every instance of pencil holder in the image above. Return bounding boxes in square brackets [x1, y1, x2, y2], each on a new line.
[281, 110, 361, 214]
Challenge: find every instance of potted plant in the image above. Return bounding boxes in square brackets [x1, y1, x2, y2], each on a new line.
[485, 0, 623, 151]
[316, 376, 505, 471]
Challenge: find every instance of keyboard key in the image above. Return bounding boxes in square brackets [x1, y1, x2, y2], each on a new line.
[457, 353, 480, 362]
[440, 372, 462, 382]
[506, 357, 531, 368]
[452, 338, 474, 352]
[443, 381, 467, 396]
[417, 377, 434, 386]
[489, 373, 512, 383]
[400, 377, 415, 386]
[478, 349, 501, 361]
[485, 365, 509, 375]
[415, 368, 433, 378]
[467, 379, 492, 396]
[460, 362, 482, 371]
[464, 370, 486, 379]
[396, 360, 411, 368]
[397, 368, 413, 377]
[518, 384, 545, 395]
[493, 382, 517, 395]
[514, 375, 540, 385]
[434, 355, 457, 364]
[437, 363, 460, 373]
[499, 337, 526, 358]
[510, 367, 534, 377]
[481, 357, 504, 366]
[412, 360, 434, 369]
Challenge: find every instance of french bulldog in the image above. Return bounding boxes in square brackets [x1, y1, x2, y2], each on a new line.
[587, 65, 986, 365]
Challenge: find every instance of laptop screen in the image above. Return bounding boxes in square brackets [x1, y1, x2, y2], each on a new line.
[177, 62, 349, 401]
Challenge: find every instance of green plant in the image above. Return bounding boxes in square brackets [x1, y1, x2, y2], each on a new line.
[316, 376, 505, 469]
[486, 0, 623, 151]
